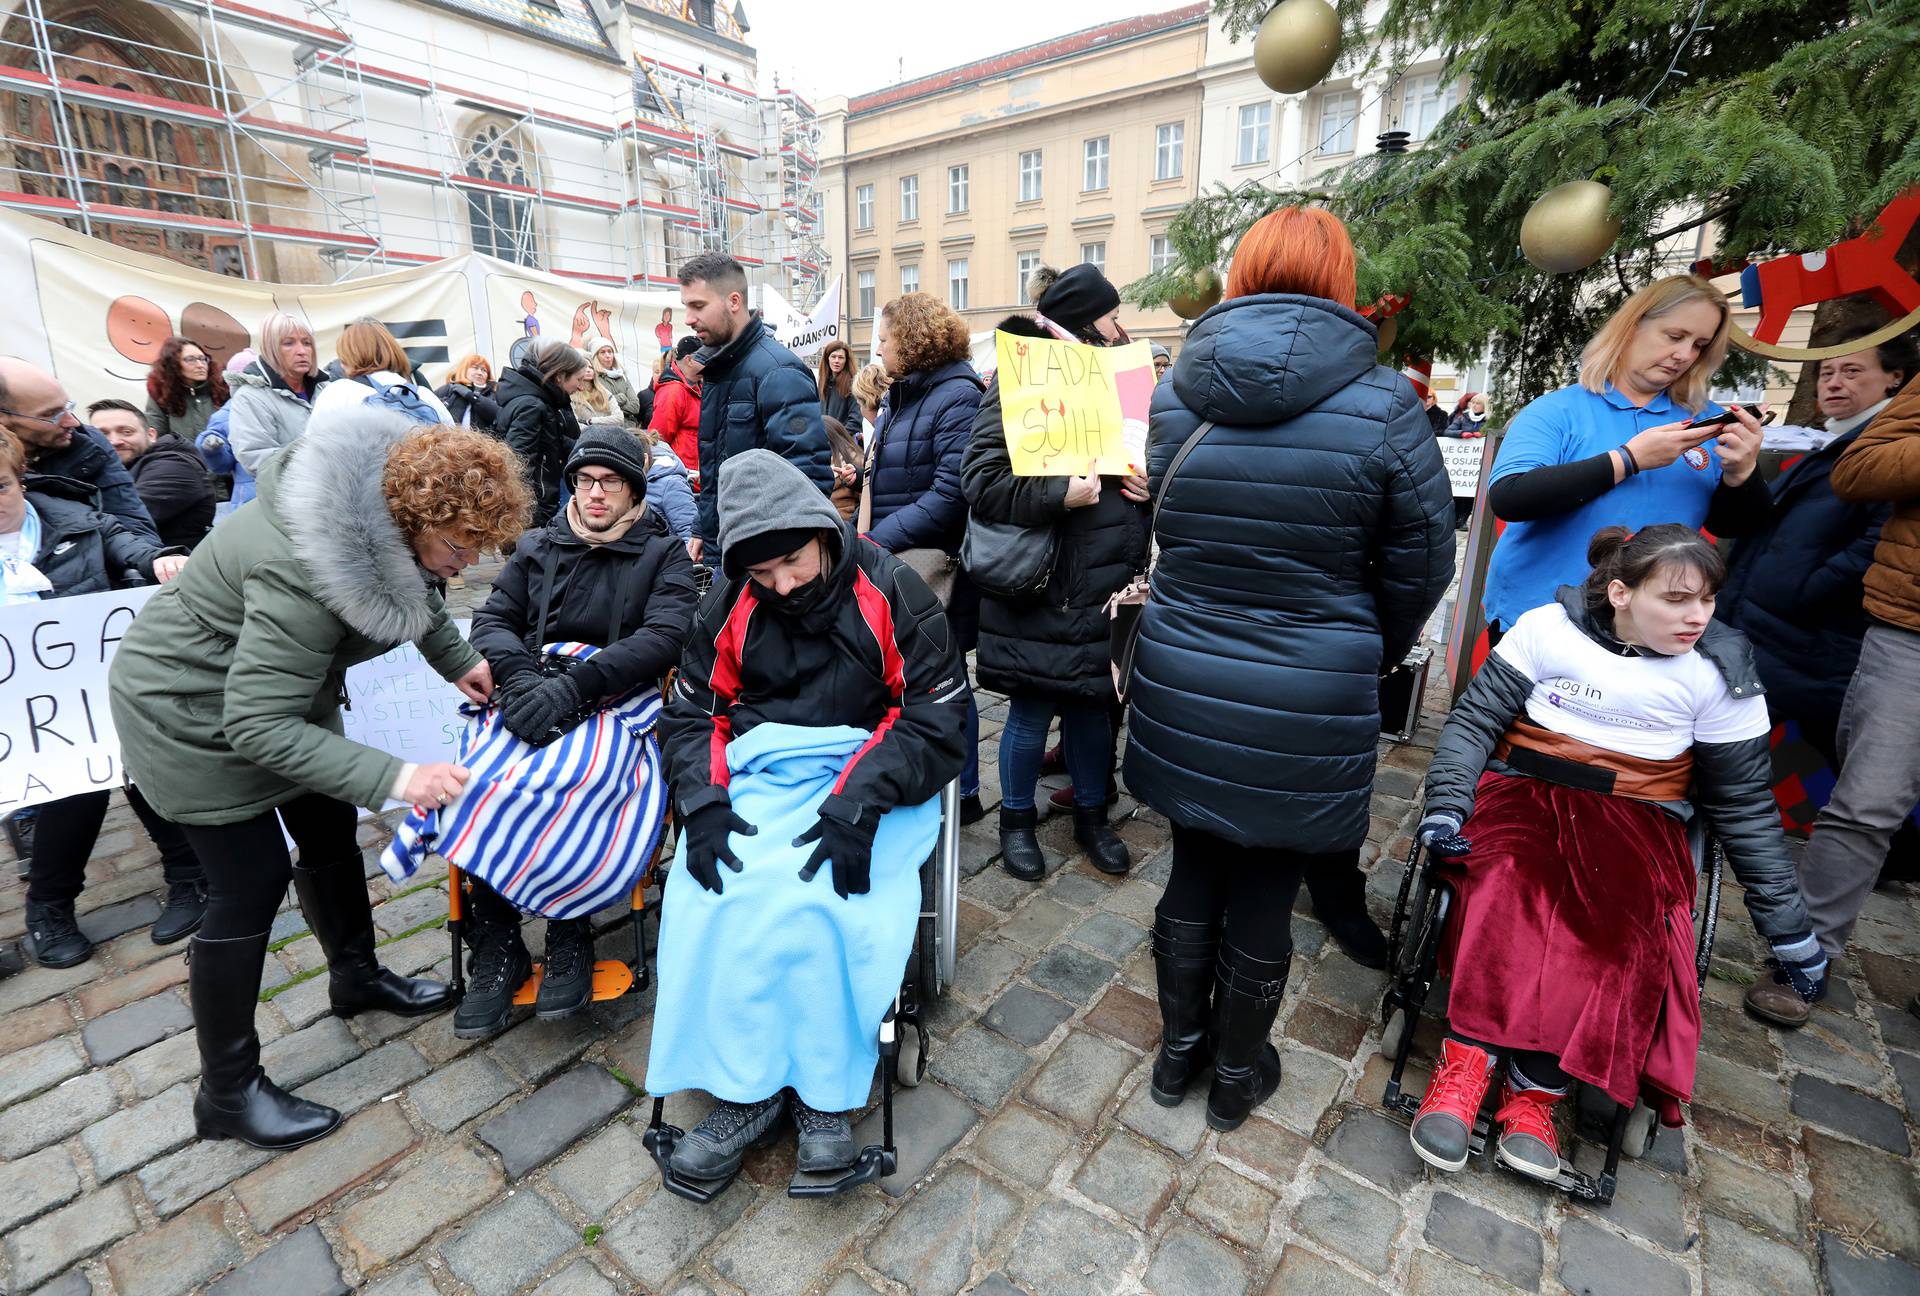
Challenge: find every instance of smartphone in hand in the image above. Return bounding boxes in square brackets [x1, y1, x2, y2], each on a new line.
[1684, 403, 1763, 445]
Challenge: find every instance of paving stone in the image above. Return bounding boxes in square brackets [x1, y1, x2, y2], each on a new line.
[1873, 1001, 1920, 1054]
[965, 864, 1055, 913]
[1582, 1159, 1690, 1253]
[270, 908, 312, 943]
[1781, 1010, 1889, 1089]
[1697, 1146, 1801, 1240]
[1692, 1104, 1796, 1175]
[1894, 1049, 1920, 1124]
[1804, 1129, 1920, 1260]
[1263, 1246, 1381, 1295]
[1004, 1199, 1139, 1296]
[80, 1082, 195, 1181]
[711, 1183, 885, 1296]
[1285, 999, 1369, 1059]
[372, 884, 449, 938]
[293, 1039, 431, 1115]
[1699, 999, 1781, 1073]
[80, 894, 163, 942]
[1072, 1129, 1180, 1227]
[1069, 912, 1147, 962]
[1219, 1115, 1312, 1186]
[981, 984, 1074, 1046]
[207, 1224, 348, 1296]
[4, 1184, 137, 1290]
[1408, 1249, 1517, 1296]
[476, 1063, 631, 1178]
[1290, 1167, 1402, 1274]
[441, 1188, 580, 1296]
[1189, 1161, 1276, 1250]
[0, 957, 94, 1016]
[822, 1274, 884, 1296]
[233, 1101, 418, 1232]
[271, 973, 338, 1031]
[81, 990, 194, 1065]
[1702, 1213, 1817, 1295]
[1025, 1030, 1135, 1127]
[1115, 1072, 1211, 1158]
[964, 1275, 1026, 1296]
[76, 956, 189, 1018]
[1260, 1044, 1349, 1136]
[601, 1175, 751, 1288]
[0, 1034, 89, 1108]
[1083, 984, 1161, 1053]
[1307, 951, 1391, 1019]
[950, 940, 1026, 1005]
[853, 1079, 979, 1197]
[1421, 1192, 1543, 1290]
[1554, 1217, 1690, 1296]
[260, 1015, 364, 1088]
[105, 1198, 244, 1296]
[971, 1102, 1075, 1189]
[488, 1011, 601, 1084]
[1144, 1224, 1250, 1296]
[0, 996, 76, 1056]
[548, 1120, 653, 1218]
[866, 1164, 1022, 1296]
[359, 1265, 440, 1296]
[1025, 944, 1121, 1006]
[1791, 1073, 1911, 1155]
[1693, 1051, 1792, 1126]
[137, 1137, 274, 1216]
[0, 1144, 81, 1233]
[1817, 1229, 1920, 1296]
[928, 1023, 1034, 1107]
[1323, 1105, 1425, 1196]
[35, 1270, 96, 1296]
[338, 1141, 505, 1269]
[0, 1070, 118, 1157]
[1051, 871, 1111, 910]
[408, 1049, 519, 1132]
[998, 895, 1076, 950]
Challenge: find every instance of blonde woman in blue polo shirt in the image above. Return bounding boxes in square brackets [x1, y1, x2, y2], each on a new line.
[1483, 275, 1769, 635]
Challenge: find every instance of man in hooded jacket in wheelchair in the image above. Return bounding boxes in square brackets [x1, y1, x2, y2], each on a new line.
[648, 449, 968, 1184]
[1409, 525, 1821, 1184]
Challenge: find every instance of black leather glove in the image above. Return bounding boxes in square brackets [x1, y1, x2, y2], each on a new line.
[681, 800, 756, 894]
[794, 796, 881, 899]
[502, 673, 582, 747]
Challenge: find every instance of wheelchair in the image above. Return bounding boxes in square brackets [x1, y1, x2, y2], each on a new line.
[640, 779, 962, 1202]
[1375, 816, 1724, 1206]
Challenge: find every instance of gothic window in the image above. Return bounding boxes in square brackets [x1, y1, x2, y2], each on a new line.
[465, 123, 538, 266]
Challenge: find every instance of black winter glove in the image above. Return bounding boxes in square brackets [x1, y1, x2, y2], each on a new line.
[1416, 810, 1473, 859]
[794, 797, 881, 900]
[502, 673, 583, 747]
[681, 800, 756, 894]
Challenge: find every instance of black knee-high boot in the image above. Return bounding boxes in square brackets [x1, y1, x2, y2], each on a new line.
[1205, 940, 1290, 1132]
[1150, 914, 1218, 1106]
[292, 855, 452, 1018]
[190, 931, 341, 1149]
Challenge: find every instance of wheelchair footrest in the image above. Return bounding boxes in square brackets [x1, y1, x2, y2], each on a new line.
[787, 1145, 895, 1198]
[510, 960, 636, 1006]
[641, 1122, 740, 1204]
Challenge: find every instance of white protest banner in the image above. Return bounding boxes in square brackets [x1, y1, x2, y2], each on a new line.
[0, 586, 155, 811]
[338, 625, 474, 780]
[760, 277, 842, 360]
[1435, 437, 1487, 500]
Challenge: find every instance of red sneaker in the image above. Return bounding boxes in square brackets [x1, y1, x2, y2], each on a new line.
[1493, 1083, 1564, 1181]
[1409, 1039, 1492, 1172]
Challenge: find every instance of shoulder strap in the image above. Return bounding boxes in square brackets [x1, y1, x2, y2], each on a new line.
[529, 540, 560, 654]
[1150, 420, 1214, 529]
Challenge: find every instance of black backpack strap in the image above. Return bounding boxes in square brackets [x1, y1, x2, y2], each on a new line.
[528, 540, 560, 655]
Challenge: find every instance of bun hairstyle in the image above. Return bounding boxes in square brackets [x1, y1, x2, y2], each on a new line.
[1026, 264, 1061, 306]
[1581, 523, 1727, 627]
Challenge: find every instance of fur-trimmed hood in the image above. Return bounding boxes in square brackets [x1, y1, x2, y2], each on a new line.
[262, 403, 437, 643]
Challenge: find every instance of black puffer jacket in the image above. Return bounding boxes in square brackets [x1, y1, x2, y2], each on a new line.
[1123, 293, 1455, 851]
[496, 362, 581, 524]
[127, 433, 215, 550]
[961, 316, 1149, 703]
[1425, 587, 1814, 944]
[27, 425, 159, 543]
[436, 381, 501, 433]
[468, 504, 697, 706]
[27, 477, 176, 596]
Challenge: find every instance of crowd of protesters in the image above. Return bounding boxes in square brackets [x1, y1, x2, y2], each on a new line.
[0, 211, 1914, 1204]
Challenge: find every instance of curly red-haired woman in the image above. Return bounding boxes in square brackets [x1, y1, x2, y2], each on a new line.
[143, 335, 230, 444]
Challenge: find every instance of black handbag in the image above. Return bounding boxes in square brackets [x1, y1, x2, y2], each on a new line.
[1112, 420, 1215, 698]
[960, 514, 1059, 602]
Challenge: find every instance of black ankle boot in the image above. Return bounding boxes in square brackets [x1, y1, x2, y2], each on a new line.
[1150, 914, 1218, 1106]
[1205, 941, 1290, 1132]
[293, 858, 453, 1019]
[1072, 804, 1130, 875]
[999, 806, 1045, 881]
[1305, 854, 1388, 970]
[190, 932, 341, 1150]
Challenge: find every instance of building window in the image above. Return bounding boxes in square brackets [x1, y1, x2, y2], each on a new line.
[948, 258, 970, 310]
[1313, 90, 1360, 156]
[901, 262, 920, 295]
[1016, 249, 1041, 300]
[899, 173, 919, 223]
[1236, 102, 1271, 166]
[857, 269, 875, 317]
[1154, 122, 1184, 181]
[855, 184, 873, 230]
[1079, 241, 1106, 275]
[947, 164, 969, 214]
[1018, 150, 1043, 203]
[1082, 136, 1109, 192]
[1403, 73, 1461, 142]
[1149, 235, 1175, 273]
[465, 122, 537, 265]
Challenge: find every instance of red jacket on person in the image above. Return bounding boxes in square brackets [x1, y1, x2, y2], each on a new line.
[650, 366, 702, 490]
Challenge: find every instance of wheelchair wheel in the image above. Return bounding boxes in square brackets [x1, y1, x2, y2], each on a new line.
[1380, 1008, 1410, 1059]
[896, 1022, 927, 1087]
[1619, 1102, 1658, 1159]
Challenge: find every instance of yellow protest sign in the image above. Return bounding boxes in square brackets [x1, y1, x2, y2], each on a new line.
[995, 331, 1155, 476]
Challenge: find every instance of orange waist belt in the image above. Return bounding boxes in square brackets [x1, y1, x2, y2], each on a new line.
[1493, 719, 1694, 803]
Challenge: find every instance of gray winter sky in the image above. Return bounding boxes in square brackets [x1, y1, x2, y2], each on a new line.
[745, 0, 1184, 101]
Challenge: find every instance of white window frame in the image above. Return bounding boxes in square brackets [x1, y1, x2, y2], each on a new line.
[1015, 249, 1041, 301]
[1403, 73, 1461, 142]
[856, 268, 875, 317]
[947, 164, 969, 214]
[1236, 101, 1271, 166]
[898, 173, 919, 223]
[947, 257, 969, 310]
[1148, 234, 1175, 273]
[1082, 135, 1110, 192]
[1017, 150, 1043, 203]
[1314, 90, 1360, 156]
[1154, 122, 1184, 181]
[1079, 241, 1106, 275]
[854, 184, 873, 230]
[900, 262, 920, 296]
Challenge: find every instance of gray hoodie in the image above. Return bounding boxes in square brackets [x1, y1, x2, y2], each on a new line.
[715, 448, 845, 560]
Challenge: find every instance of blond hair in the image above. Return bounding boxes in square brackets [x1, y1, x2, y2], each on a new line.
[1578, 274, 1730, 415]
[257, 312, 318, 382]
[850, 361, 890, 415]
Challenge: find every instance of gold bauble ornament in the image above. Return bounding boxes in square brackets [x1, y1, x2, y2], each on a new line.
[1519, 180, 1623, 275]
[1254, 0, 1343, 95]
[1168, 267, 1223, 320]
[1374, 313, 1398, 356]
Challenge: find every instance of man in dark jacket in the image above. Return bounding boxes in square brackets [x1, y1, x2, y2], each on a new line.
[653, 449, 966, 1183]
[460, 427, 698, 1032]
[678, 253, 832, 556]
[1, 357, 159, 543]
[90, 399, 215, 549]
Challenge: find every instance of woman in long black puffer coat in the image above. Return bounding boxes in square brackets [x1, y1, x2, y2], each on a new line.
[962, 264, 1149, 882]
[496, 340, 590, 526]
[1124, 208, 1455, 1133]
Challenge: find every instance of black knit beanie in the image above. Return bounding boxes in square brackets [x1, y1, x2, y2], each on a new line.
[724, 526, 819, 578]
[1036, 263, 1122, 335]
[674, 335, 702, 360]
[563, 427, 650, 500]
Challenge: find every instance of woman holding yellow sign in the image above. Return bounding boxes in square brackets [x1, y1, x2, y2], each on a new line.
[961, 263, 1150, 884]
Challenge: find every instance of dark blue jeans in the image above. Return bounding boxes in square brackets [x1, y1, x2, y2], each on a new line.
[999, 696, 1109, 812]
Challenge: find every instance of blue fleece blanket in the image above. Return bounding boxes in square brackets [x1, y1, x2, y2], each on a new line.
[646, 721, 938, 1112]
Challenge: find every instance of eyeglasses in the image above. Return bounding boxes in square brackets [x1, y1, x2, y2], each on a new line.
[180, 353, 210, 366]
[438, 536, 478, 563]
[0, 400, 76, 427]
[569, 473, 630, 496]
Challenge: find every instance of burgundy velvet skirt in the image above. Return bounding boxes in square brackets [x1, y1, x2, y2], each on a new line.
[1437, 771, 1700, 1121]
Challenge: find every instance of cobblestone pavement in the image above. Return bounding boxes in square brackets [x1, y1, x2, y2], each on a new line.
[3, 570, 1918, 1295]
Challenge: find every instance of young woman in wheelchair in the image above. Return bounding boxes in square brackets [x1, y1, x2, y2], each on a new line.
[1411, 524, 1823, 1182]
